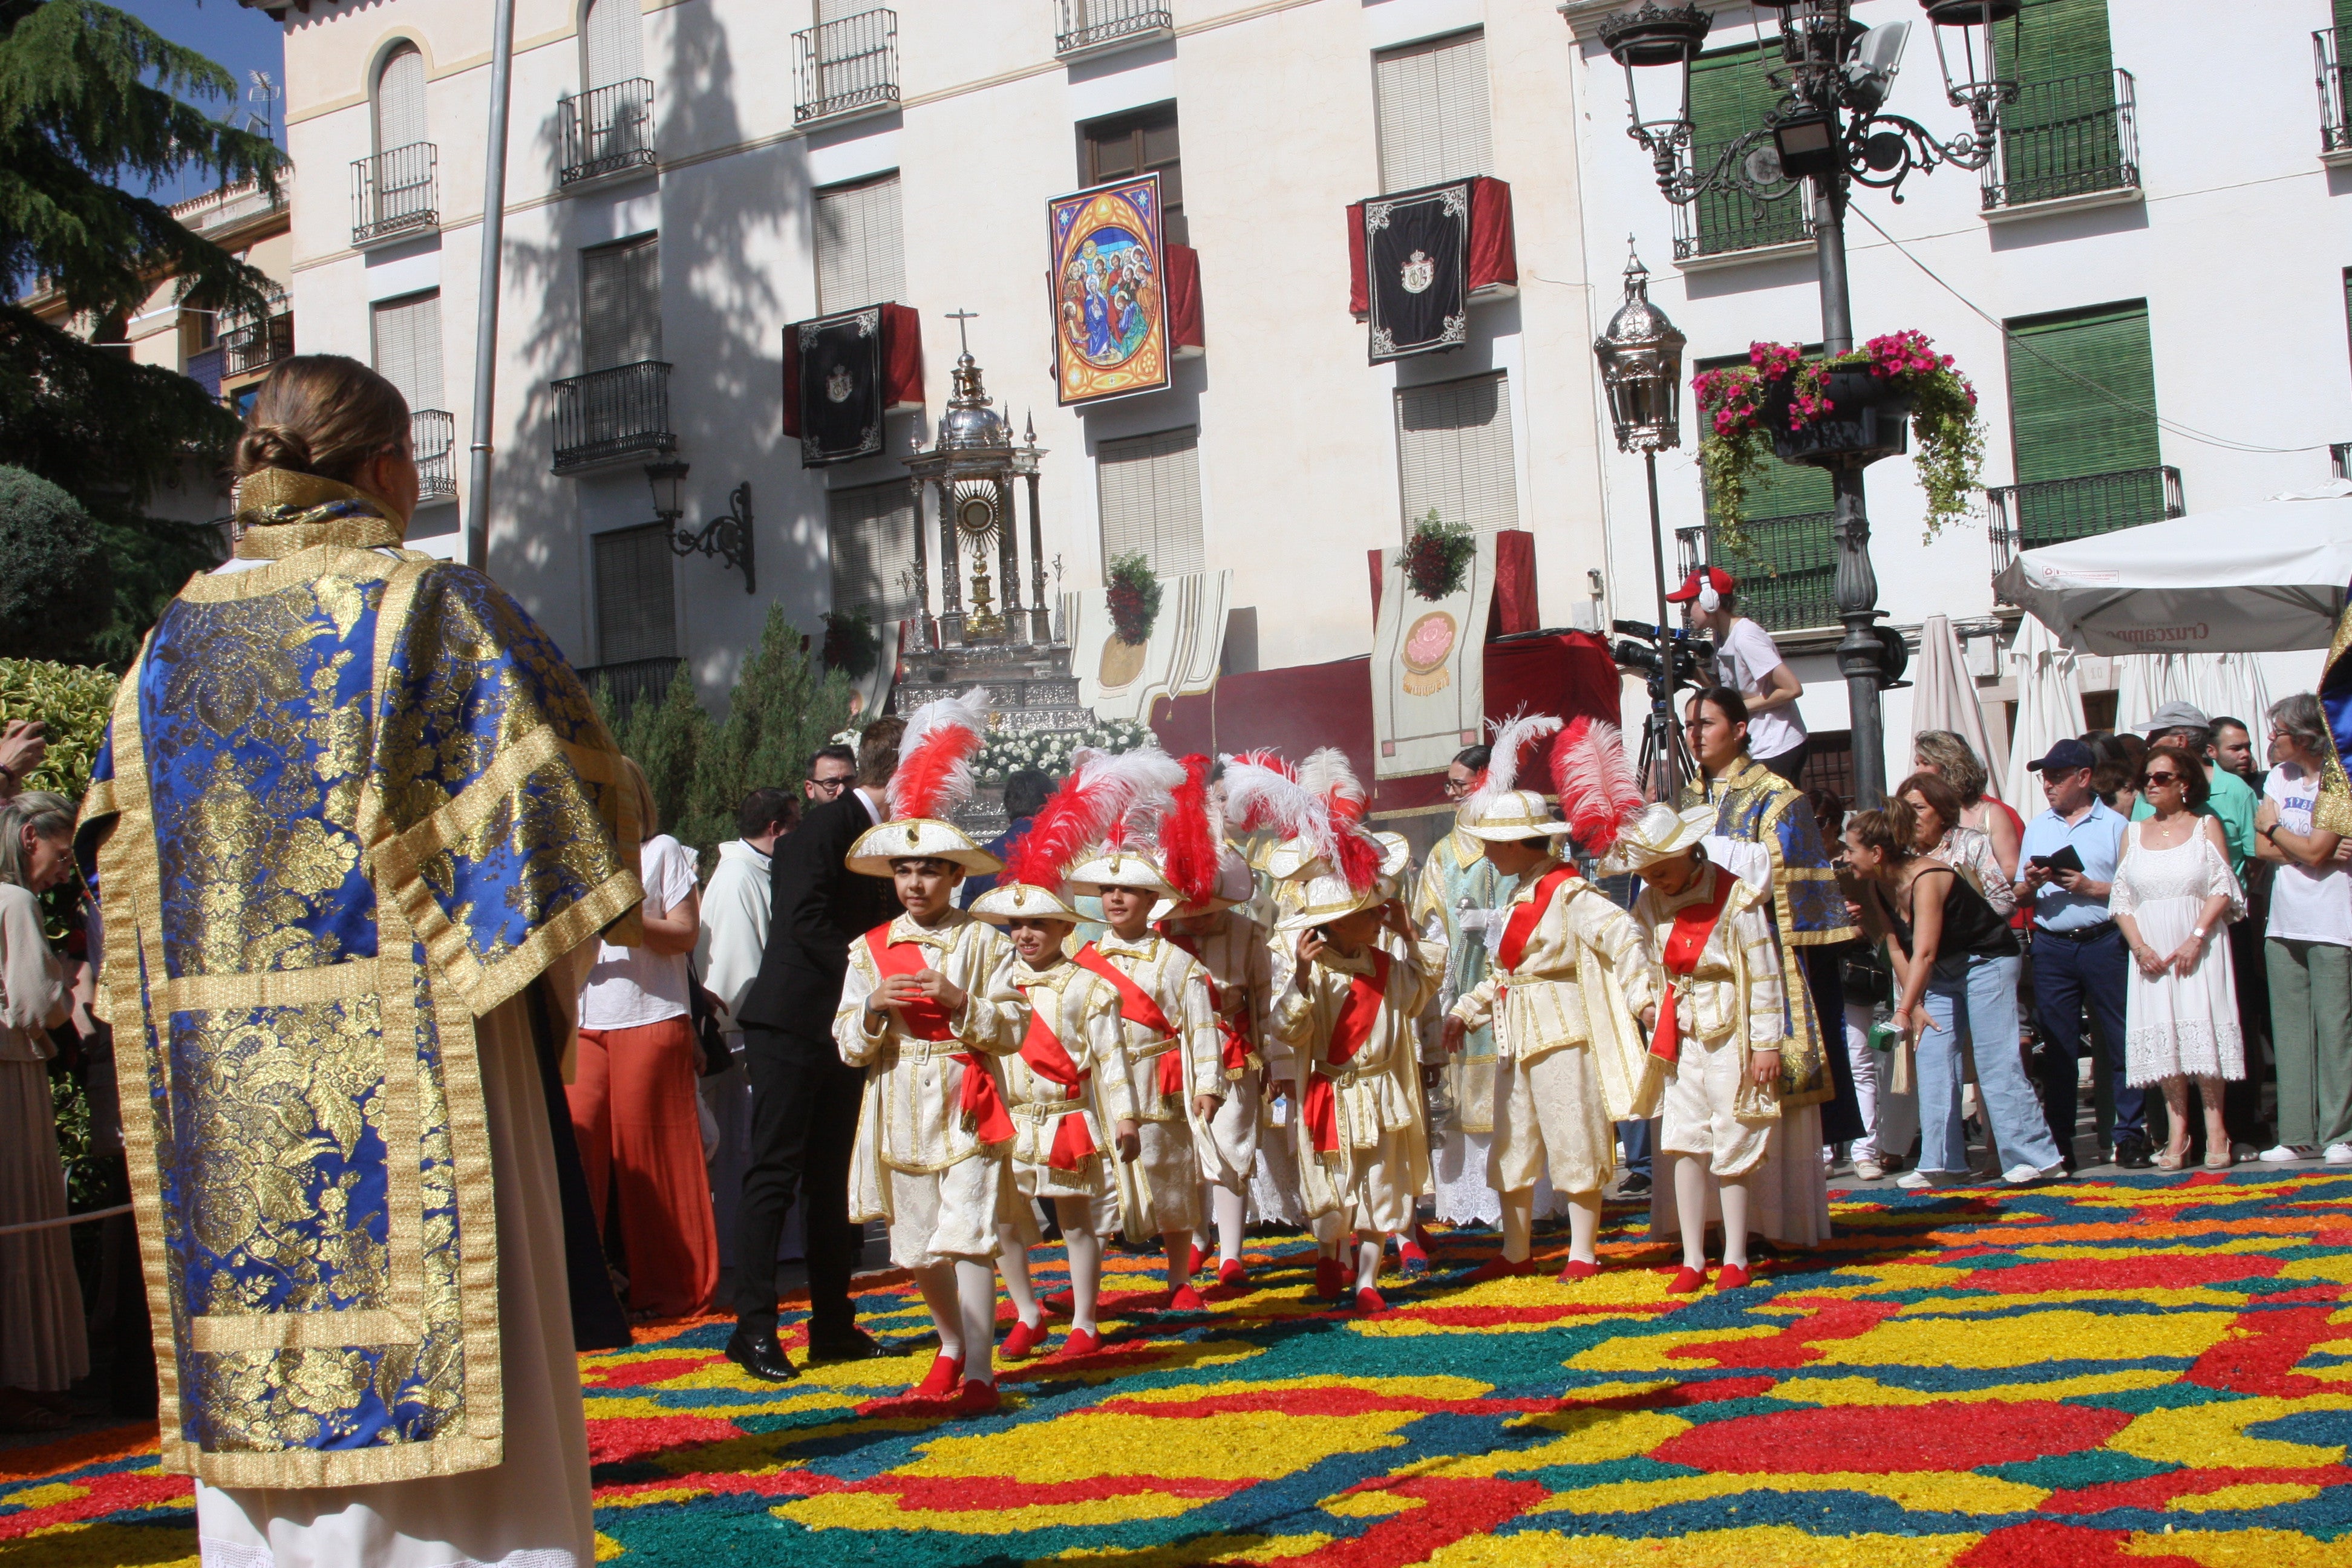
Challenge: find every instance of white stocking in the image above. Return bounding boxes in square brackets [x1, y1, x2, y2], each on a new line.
[1498, 1186, 1535, 1264]
[914, 1263, 963, 1362]
[1212, 1184, 1247, 1265]
[1670, 1155, 1709, 1270]
[1054, 1198, 1103, 1334]
[1163, 1229, 1193, 1288]
[1353, 1233, 1383, 1293]
[996, 1223, 1039, 1328]
[1719, 1177, 1752, 1270]
[956, 1258, 998, 1386]
[1564, 1189, 1601, 1266]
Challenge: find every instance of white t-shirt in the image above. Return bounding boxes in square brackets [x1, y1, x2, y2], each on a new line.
[2264, 763, 2352, 947]
[1713, 617, 1806, 761]
[580, 833, 700, 1028]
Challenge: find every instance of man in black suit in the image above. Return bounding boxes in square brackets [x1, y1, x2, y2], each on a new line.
[725, 719, 904, 1380]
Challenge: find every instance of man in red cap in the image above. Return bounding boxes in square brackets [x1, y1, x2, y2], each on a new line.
[1669, 567, 1809, 784]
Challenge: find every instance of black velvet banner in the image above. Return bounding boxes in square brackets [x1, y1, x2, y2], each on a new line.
[794, 306, 884, 466]
[1364, 181, 1470, 364]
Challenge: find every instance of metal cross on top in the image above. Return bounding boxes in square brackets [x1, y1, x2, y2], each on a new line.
[945, 308, 978, 356]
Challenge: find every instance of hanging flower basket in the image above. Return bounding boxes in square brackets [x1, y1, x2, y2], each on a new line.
[820, 609, 879, 678]
[1400, 511, 1477, 601]
[1693, 330, 1985, 547]
[1105, 551, 1162, 645]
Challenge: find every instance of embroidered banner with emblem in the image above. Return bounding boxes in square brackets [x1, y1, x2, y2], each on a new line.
[782, 302, 923, 468]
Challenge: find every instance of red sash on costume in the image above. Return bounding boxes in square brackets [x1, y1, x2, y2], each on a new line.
[1013, 982, 1097, 1171]
[1648, 873, 1737, 1067]
[1073, 942, 1187, 1099]
[1302, 951, 1393, 1154]
[1157, 926, 1258, 1079]
[1493, 866, 1579, 1002]
[865, 927, 1013, 1144]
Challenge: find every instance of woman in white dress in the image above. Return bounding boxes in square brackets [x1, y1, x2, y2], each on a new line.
[2110, 744, 2245, 1172]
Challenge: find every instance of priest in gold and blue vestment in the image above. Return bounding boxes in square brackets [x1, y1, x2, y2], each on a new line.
[76, 357, 642, 1566]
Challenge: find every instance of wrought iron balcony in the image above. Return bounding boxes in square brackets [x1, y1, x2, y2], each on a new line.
[560, 78, 656, 185]
[1674, 514, 1839, 634]
[578, 656, 681, 712]
[550, 359, 675, 474]
[2320, 30, 2352, 157]
[1981, 69, 2139, 213]
[220, 309, 293, 379]
[795, 7, 898, 127]
[1674, 150, 1814, 263]
[1055, 0, 1172, 57]
[413, 409, 457, 500]
[1988, 466, 2184, 601]
[351, 142, 438, 246]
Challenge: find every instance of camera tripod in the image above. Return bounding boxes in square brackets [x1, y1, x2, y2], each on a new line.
[1610, 618, 1706, 805]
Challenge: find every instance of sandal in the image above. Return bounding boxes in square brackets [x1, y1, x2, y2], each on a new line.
[2155, 1145, 2189, 1171]
[2203, 1147, 2234, 1171]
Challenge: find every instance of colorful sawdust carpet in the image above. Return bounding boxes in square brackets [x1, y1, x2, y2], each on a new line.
[8, 1172, 2352, 1566]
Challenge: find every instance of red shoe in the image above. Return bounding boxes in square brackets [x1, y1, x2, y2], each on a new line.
[1217, 1257, 1248, 1287]
[913, 1353, 964, 1396]
[1557, 1258, 1599, 1283]
[1053, 1327, 1103, 1359]
[1355, 1286, 1387, 1313]
[1041, 1290, 1075, 1319]
[1167, 1284, 1206, 1312]
[1315, 1256, 1348, 1300]
[1396, 1238, 1431, 1276]
[1664, 1266, 1707, 1295]
[1187, 1243, 1208, 1275]
[1001, 1319, 1050, 1359]
[1716, 1263, 1753, 1289]
[952, 1379, 1001, 1417]
[1461, 1255, 1535, 1284]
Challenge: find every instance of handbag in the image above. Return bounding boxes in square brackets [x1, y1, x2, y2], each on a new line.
[685, 959, 734, 1078]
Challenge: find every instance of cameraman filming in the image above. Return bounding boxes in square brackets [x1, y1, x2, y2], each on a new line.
[1669, 567, 1808, 784]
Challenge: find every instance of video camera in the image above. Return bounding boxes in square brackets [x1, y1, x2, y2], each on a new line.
[1610, 619, 1714, 691]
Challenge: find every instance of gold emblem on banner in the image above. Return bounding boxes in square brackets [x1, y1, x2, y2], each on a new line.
[1400, 610, 1459, 696]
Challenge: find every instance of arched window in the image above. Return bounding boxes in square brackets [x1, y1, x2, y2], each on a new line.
[374, 42, 427, 152]
[581, 0, 645, 91]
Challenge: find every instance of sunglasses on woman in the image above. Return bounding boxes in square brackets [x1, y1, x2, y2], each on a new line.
[2143, 771, 2184, 786]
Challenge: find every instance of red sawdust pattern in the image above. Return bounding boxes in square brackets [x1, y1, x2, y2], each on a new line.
[1964, 1253, 2285, 1293]
[1557, 1376, 1778, 1409]
[1094, 1387, 1557, 1420]
[2186, 1304, 2344, 1396]
[583, 1354, 724, 1388]
[1653, 1400, 2132, 1474]
[860, 1475, 1246, 1511]
[587, 1415, 746, 1468]
[1954, 1519, 2206, 1567]
[1947, 1217, 2326, 1247]
[0, 1423, 168, 1481]
[1379, 1303, 1676, 1328]
[1278, 1477, 1549, 1568]
[1667, 1298, 1904, 1368]
[599, 1470, 845, 1501]
[0, 1470, 192, 1539]
[2044, 1463, 2352, 1515]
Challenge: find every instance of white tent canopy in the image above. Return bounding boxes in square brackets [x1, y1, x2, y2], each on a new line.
[2000, 612, 2086, 813]
[1991, 489, 2352, 656]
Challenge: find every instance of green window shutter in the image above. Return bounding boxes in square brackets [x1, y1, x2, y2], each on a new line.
[2000, 0, 2123, 206]
[1692, 351, 1836, 632]
[1686, 46, 1807, 257]
[2004, 300, 2166, 546]
[2334, 0, 2352, 42]
[2011, 0, 2113, 88]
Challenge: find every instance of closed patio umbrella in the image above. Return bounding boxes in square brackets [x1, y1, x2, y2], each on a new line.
[1910, 613, 2007, 798]
[2002, 613, 2086, 812]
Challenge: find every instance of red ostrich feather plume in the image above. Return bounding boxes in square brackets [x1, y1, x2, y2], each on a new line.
[1552, 716, 1644, 855]
[1159, 754, 1221, 904]
[887, 687, 990, 822]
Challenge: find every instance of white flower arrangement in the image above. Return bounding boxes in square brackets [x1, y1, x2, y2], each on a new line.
[976, 717, 1150, 785]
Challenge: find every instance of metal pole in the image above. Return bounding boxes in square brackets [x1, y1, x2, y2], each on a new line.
[462, 0, 517, 573]
[1645, 450, 1670, 633]
[1813, 174, 1888, 808]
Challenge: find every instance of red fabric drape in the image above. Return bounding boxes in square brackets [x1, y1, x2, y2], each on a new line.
[782, 304, 923, 437]
[1367, 529, 1538, 635]
[1167, 244, 1204, 353]
[1346, 177, 1516, 320]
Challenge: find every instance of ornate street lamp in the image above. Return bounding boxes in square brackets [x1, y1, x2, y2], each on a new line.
[1593, 0, 2017, 806]
[646, 458, 757, 593]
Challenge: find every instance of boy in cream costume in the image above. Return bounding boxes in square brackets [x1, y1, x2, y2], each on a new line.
[1067, 843, 1227, 1310]
[1440, 719, 1659, 1284]
[835, 692, 1023, 1415]
[1610, 803, 1786, 1293]
[1273, 869, 1446, 1312]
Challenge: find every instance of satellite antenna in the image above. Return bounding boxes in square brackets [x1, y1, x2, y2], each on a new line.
[246, 70, 279, 140]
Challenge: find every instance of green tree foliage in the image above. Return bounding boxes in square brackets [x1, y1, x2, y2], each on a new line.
[0, 0, 286, 663]
[0, 466, 109, 659]
[0, 654, 115, 800]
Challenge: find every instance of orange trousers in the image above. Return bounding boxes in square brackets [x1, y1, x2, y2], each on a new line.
[569, 1015, 718, 1319]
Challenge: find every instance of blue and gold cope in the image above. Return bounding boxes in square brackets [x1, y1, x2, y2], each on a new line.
[1679, 755, 1857, 1108]
[74, 472, 643, 1488]
[2315, 599, 2352, 835]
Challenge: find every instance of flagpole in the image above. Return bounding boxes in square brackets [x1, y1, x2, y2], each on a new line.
[462, 0, 516, 573]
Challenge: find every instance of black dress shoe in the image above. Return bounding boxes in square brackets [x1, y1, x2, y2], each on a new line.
[804, 1327, 888, 1363]
[725, 1328, 799, 1382]
[2114, 1135, 2155, 1171]
[1616, 1173, 1653, 1198]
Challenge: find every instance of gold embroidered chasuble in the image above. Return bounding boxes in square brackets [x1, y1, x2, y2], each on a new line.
[74, 473, 644, 1488]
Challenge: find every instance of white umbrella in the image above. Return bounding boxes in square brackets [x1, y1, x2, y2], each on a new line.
[1993, 491, 2352, 656]
[2199, 653, 2273, 734]
[2002, 612, 2086, 811]
[2114, 652, 2273, 736]
[1910, 613, 2008, 799]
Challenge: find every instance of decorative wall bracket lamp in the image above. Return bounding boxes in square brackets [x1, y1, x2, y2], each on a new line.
[647, 459, 756, 593]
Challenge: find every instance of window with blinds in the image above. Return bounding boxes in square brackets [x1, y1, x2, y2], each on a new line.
[581, 0, 645, 90]
[2004, 300, 2164, 547]
[814, 174, 906, 315]
[1996, 0, 2125, 205]
[593, 524, 678, 664]
[375, 42, 428, 152]
[1082, 105, 1185, 246]
[581, 233, 661, 371]
[1097, 427, 1204, 578]
[1687, 45, 1808, 256]
[828, 482, 918, 622]
[371, 290, 445, 413]
[1394, 373, 1518, 539]
[1372, 30, 1492, 193]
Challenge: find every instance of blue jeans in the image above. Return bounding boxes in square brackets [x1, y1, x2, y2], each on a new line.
[2029, 921, 2142, 1154]
[1919, 953, 2062, 1175]
[1617, 1118, 1652, 1180]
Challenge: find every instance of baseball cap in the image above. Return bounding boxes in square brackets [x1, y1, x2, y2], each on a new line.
[2027, 738, 2097, 774]
[2145, 700, 2210, 736]
[1665, 566, 1736, 604]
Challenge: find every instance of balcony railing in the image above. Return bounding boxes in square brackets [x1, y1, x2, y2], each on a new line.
[413, 409, 457, 500]
[1982, 68, 2138, 212]
[551, 359, 675, 474]
[351, 142, 438, 246]
[1676, 149, 1814, 261]
[578, 656, 681, 712]
[2333, 441, 2351, 482]
[795, 8, 898, 126]
[1675, 514, 1840, 634]
[2320, 30, 2351, 156]
[1055, 0, 1171, 56]
[221, 309, 293, 379]
[560, 78, 656, 185]
[1988, 466, 2184, 598]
